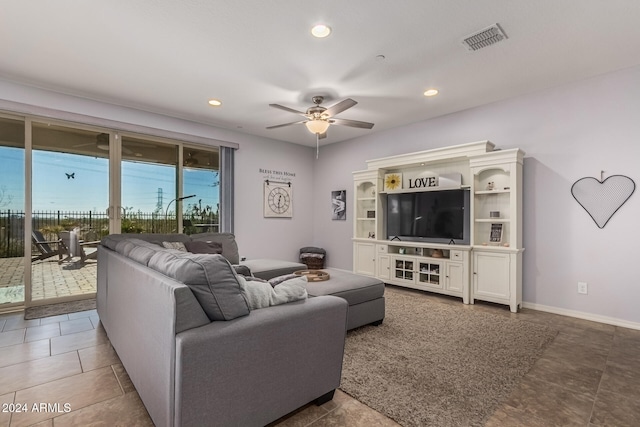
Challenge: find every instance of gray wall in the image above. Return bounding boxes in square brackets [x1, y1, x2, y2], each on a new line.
[233, 137, 316, 262]
[312, 65, 640, 325]
[4, 64, 640, 326]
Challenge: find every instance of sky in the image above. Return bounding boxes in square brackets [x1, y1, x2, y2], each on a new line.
[0, 146, 219, 215]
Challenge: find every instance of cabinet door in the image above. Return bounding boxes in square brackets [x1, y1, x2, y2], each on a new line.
[392, 256, 416, 284]
[377, 254, 390, 280]
[417, 260, 442, 288]
[354, 242, 376, 276]
[473, 251, 510, 299]
[445, 262, 464, 292]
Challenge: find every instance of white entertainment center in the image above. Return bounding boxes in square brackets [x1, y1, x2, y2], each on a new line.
[353, 141, 524, 312]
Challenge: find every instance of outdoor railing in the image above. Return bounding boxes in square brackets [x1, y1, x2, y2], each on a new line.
[0, 210, 219, 258]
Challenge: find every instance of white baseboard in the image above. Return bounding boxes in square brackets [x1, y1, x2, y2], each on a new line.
[522, 302, 640, 331]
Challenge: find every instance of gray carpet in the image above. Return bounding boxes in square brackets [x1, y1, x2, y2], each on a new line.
[340, 287, 558, 427]
[24, 298, 96, 320]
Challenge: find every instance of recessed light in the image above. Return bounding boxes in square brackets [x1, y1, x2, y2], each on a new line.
[423, 89, 439, 97]
[208, 99, 222, 107]
[311, 24, 331, 38]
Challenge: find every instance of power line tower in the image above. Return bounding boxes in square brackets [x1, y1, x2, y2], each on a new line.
[155, 188, 163, 214]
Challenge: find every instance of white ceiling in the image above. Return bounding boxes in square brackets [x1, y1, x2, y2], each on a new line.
[2, 1, 640, 147]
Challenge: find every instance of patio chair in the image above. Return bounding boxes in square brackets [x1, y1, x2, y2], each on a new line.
[31, 230, 63, 262]
[58, 229, 99, 264]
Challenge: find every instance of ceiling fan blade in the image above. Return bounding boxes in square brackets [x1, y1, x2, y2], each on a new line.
[269, 104, 308, 116]
[330, 118, 375, 129]
[324, 98, 357, 117]
[266, 120, 307, 130]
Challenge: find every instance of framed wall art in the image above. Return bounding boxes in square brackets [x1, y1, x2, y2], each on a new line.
[489, 223, 503, 243]
[264, 180, 292, 218]
[332, 190, 346, 220]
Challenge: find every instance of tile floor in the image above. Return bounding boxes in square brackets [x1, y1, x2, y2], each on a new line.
[1, 289, 639, 426]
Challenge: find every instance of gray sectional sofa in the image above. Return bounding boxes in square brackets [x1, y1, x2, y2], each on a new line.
[97, 233, 348, 427]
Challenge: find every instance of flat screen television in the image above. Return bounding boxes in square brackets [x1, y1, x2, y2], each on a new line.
[386, 189, 470, 244]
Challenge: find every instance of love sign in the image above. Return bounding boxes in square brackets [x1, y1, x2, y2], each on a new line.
[571, 175, 635, 228]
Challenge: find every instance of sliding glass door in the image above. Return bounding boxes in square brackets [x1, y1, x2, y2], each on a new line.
[0, 113, 225, 311]
[182, 146, 220, 234]
[0, 115, 25, 308]
[30, 122, 109, 303]
[120, 135, 179, 234]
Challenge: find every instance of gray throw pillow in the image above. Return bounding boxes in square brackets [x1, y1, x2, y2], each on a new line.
[148, 252, 250, 321]
[233, 264, 252, 277]
[269, 273, 299, 287]
[162, 241, 187, 251]
[184, 240, 223, 254]
[128, 245, 160, 266]
[190, 232, 240, 264]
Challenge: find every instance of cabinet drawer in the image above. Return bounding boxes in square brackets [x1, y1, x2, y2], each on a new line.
[377, 244, 388, 253]
[450, 250, 463, 260]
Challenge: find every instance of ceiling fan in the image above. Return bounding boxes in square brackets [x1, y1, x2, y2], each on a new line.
[184, 151, 199, 167]
[73, 133, 134, 154]
[267, 96, 374, 157]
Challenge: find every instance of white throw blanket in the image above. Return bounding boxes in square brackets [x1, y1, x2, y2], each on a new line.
[238, 275, 308, 310]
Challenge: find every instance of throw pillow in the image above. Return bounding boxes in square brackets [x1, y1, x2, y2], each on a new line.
[233, 264, 252, 277]
[162, 241, 187, 251]
[268, 273, 299, 287]
[190, 232, 240, 264]
[148, 252, 250, 321]
[184, 240, 223, 254]
[238, 275, 307, 310]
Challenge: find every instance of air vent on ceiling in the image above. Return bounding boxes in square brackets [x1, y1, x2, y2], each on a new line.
[462, 24, 507, 51]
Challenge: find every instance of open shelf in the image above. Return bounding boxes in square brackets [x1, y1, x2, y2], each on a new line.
[475, 189, 510, 195]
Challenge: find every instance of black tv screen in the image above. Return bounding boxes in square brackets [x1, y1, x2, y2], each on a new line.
[386, 189, 470, 244]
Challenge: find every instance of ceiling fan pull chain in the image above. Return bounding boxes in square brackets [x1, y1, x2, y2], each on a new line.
[316, 133, 319, 159]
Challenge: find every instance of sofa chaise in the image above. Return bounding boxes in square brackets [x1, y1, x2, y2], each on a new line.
[97, 233, 348, 427]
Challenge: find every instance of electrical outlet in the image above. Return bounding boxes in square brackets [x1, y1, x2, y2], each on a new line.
[578, 282, 588, 295]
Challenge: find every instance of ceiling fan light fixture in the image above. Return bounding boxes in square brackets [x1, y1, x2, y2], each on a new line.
[305, 119, 330, 134]
[208, 99, 222, 107]
[184, 152, 199, 167]
[311, 24, 331, 38]
[96, 133, 110, 150]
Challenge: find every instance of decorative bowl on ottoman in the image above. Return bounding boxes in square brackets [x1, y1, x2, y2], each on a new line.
[294, 269, 330, 282]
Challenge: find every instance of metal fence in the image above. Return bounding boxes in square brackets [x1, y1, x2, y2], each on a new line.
[1, 209, 219, 258]
[0, 210, 25, 258]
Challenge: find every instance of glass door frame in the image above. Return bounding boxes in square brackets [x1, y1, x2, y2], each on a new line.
[0, 113, 27, 312]
[1, 113, 224, 311]
[25, 118, 115, 307]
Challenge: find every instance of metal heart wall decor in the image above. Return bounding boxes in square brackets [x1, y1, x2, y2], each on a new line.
[571, 175, 635, 228]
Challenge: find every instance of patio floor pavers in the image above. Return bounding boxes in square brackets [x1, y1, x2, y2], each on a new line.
[0, 257, 96, 305]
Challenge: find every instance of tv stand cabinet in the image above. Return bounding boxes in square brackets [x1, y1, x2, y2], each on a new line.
[353, 141, 524, 312]
[378, 242, 470, 303]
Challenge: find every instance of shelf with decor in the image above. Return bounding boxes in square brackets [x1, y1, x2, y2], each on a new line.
[353, 170, 380, 240]
[469, 149, 524, 312]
